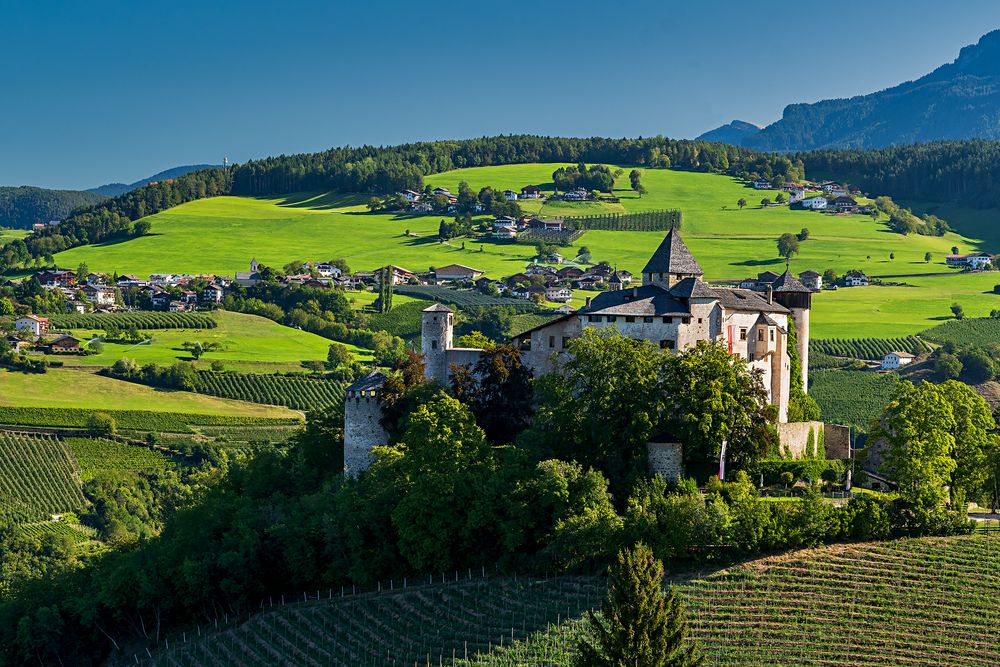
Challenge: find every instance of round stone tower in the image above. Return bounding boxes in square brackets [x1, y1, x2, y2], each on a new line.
[770, 270, 812, 391]
[421, 303, 454, 383]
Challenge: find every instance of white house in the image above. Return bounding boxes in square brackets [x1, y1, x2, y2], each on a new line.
[520, 185, 542, 199]
[799, 270, 822, 291]
[397, 190, 421, 203]
[752, 180, 773, 190]
[502, 189, 519, 201]
[82, 284, 118, 308]
[494, 227, 517, 239]
[15, 314, 49, 336]
[881, 351, 915, 370]
[544, 286, 573, 303]
[802, 196, 828, 210]
[844, 271, 869, 287]
[434, 264, 484, 282]
[946, 252, 994, 270]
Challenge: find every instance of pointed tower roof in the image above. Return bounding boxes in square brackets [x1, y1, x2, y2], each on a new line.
[641, 228, 703, 276]
[423, 303, 454, 313]
[771, 269, 810, 293]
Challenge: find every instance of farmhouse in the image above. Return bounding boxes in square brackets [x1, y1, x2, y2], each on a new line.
[434, 264, 485, 282]
[201, 284, 225, 303]
[844, 271, 869, 287]
[397, 190, 421, 203]
[15, 314, 49, 336]
[799, 270, 822, 290]
[502, 189, 519, 201]
[752, 180, 773, 190]
[374, 265, 416, 285]
[81, 284, 119, 308]
[544, 286, 573, 303]
[48, 335, 81, 353]
[802, 196, 828, 210]
[830, 196, 859, 213]
[562, 188, 588, 201]
[881, 351, 915, 370]
[527, 218, 564, 232]
[946, 252, 994, 269]
[520, 185, 542, 199]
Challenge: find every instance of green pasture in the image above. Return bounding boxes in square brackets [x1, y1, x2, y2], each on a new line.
[49, 164, 999, 339]
[0, 228, 29, 243]
[47, 311, 369, 371]
[0, 367, 299, 417]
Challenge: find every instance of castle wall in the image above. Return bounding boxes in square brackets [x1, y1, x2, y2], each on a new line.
[343, 394, 388, 477]
[792, 307, 810, 391]
[446, 348, 486, 374]
[520, 317, 583, 376]
[776, 420, 851, 459]
[647, 441, 684, 482]
[824, 423, 851, 459]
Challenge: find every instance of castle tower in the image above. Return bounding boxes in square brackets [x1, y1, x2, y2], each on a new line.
[421, 303, 454, 383]
[770, 270, 812, 391]
[343, 371, 390, 477]
[641, 228, 704, 289]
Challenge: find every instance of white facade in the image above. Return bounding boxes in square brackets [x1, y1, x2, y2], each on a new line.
[881, 352, 915, 370]
[15, 316, 48, 336]
[802, 196, 828, 210]
[845, 273, 869, 287]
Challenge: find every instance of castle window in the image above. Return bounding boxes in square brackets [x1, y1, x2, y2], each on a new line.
[562, 337, 570, 349]
[625, 316, 635, 323]
[660, 339, 675, 349]
[662, 317, 672, 324]
[758, 329, 765, 341]
[739, 328, 747, 341]
[431, 340, 438, 349]
[697, 318, 702, 324]
[770, 329, 775, 342]
[644, 317, 654, 323]
[607, 315, 617, 322]
[549, 335, 555, 348]
[588, 315, 600, 323]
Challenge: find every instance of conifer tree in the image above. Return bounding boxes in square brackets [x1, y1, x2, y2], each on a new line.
[575, 543, 703, 667]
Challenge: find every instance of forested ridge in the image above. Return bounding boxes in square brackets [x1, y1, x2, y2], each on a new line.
[0, 186, 106, 230]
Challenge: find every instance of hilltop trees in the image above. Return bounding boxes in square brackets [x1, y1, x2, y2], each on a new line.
[777, 233, 800, 259]
[629, 169, 647, 198]
[553, 164, 615, 193]
[576, 544, 703, 667]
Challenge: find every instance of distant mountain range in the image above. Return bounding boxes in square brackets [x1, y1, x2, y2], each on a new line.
[87, 164, 219, 197]
[698, 29, 1000, 151]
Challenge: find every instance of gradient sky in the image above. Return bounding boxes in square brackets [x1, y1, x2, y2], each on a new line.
[4, 0, 1000, 189]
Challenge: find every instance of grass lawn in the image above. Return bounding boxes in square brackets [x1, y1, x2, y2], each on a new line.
[50, 164, 998, 339]
[0, 367, 299, 417]
[0, 228, 28, 243]
[48, 311, 371, 370]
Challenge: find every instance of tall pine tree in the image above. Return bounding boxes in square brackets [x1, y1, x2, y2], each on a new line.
[576, 543, 703, 667]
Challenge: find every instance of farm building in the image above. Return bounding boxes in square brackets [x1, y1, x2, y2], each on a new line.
[520, 185, 542, 199]
[434, 264, 485, 282]
[799, 270, 822, 290]
[48, 335, 82, 353]
[802, 196, 828, 210]
[844, 271, 869, 287]
[946, 252, 994, 269]
[881, 351, 915, 370]
[15, 314, 49, 336]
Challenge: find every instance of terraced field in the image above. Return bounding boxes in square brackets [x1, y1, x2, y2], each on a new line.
[130, 534, 1000, 667]
[65, 437, 173, 481]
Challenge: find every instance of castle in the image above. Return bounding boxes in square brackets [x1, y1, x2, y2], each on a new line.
[345, 229, 815, 476]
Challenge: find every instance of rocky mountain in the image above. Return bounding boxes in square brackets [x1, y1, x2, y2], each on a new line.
[695, 120, 762, 146]
[88, 164, 219, 197]
[700, 29, 1000, 151]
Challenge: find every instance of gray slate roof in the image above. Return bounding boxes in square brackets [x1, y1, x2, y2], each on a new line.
[423, 303, 454, 313]
[669, 277, 717, 299]
[712, 287, 790, 314]
[347, 371, 388, 392]
[771, 270, 811, 293]
[580, 284, 690, 316]
[641, 229, 703, 276]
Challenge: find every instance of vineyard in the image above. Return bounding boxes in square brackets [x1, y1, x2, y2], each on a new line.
[195, 372, 345, 412]
[0, 407, 301, 433]
[48, 311, 217, 330]
[565, 208, 681, 232]
[921, 316, 1000, 348]
[809, 369, 900, 431]
[65, 437, 173, 481]
[18, 520, 99, 545]
[362, 301, 426, 338]
[515, 229, 586, 246]
[0, 432, 87, 523]
[394, 285, 539, 312]
[128, 534, 1000, 666]
[809, 336, 929, 361]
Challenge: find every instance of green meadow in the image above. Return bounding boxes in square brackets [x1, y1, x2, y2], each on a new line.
[0, 228, 28, 243]
[50, 164, 999, 338]
[49, 311, 370, 371]
[0, 367, 298, 417]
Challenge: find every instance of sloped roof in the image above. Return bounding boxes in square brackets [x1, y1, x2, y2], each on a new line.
[669, 277, 717, 299]
[771, 270, 811, 293]
[347, 370, 388, 392]
[579, 284, 690, 316]
[423, 303, 453, 313]
[641, 228, 703, 276]
[754, 312, 781, 328]
[712, 287, 790, 314]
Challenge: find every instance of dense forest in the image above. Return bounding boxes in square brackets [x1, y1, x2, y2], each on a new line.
[0, 186, 106, 229]
[800, 140, 1000, 208]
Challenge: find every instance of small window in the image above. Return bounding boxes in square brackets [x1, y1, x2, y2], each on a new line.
[607, 315, 617, 323]
[660, 339, 676, 349]
[739, 328, 747, 341]
[431, 340, 438, 349]
[549, 335, 555, 348]
[662, 316, 672, 324]
[697, 318, 702, 324]
[625, 316, 635, 323]
[770, 329, 775, 342]
[644, 317, 654, 323]
[562, 337, 570, 349]
[588, 315, 600, 323]
[758, 329, 765, 341]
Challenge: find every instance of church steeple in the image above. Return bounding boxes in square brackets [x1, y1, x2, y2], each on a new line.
[641, 227, 703, 288]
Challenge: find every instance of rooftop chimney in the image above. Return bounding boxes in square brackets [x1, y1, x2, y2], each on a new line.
[766, 285, 774, 304]
[585, 296, 592, 307]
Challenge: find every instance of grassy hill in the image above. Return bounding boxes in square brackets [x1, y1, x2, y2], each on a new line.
[49, 164, 1000, 338]
[49, 310, 369, 372]
[132, 533, 1000, 666]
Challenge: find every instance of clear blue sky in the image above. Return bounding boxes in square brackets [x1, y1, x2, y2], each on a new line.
[4, 0, 1000, 189]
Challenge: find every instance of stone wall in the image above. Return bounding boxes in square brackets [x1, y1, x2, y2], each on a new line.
[647, 441, 684, 482]
[777, 421, 824, 459]
[343, 395, 388, 477]
[824, 423, 851, 459]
